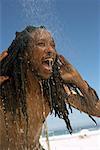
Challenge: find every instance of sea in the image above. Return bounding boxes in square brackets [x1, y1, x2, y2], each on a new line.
[42, 125, 100, 137]
[40, 125, 100, 150]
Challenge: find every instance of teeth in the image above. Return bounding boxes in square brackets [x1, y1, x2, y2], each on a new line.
[49, 60, 52, 67]
[45, 58, 53, 67]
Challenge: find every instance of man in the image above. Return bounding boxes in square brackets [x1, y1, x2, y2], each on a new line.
[0, 26, 100, 150]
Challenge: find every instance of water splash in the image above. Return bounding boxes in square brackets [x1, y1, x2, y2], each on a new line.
[18, 0, 74, 59]
[18, 1, 64, 46]
[19, 0, 55, 29]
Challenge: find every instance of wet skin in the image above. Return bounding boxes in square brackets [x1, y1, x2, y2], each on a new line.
[26, 29, 57, 79]
[0, 29, 57, 149]
[0, 51, 9, 85]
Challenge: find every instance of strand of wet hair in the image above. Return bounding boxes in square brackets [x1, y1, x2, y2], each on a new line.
[50, 71, 73, 134]
[18, 54, 29, 149]
[42, 57, 73, 133]
[39, 80, 51, 150]
[0, 96, 9, 142]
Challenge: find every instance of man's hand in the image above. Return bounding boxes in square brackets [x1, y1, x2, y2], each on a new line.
[0, 50, 9, 85]
[57, 54, 100, 117]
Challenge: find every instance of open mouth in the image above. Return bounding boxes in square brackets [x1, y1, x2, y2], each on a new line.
[42, 58, 54, 71]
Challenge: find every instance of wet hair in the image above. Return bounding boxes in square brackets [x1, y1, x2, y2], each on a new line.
[0, 25, 73, 134]
[42, 59, 73, 133]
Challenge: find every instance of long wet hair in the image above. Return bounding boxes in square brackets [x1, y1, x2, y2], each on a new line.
[0, 26, 76, 133]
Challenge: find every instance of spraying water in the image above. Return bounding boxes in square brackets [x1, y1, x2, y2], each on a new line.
[18, 0, 56, 31]
[18, 0, 71, 54]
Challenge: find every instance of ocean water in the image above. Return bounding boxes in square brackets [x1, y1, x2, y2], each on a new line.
[42, 125, 100, 137]
[40, 126, 100, 150]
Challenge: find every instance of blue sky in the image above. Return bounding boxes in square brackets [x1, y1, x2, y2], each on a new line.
[0, 0, 100, 130]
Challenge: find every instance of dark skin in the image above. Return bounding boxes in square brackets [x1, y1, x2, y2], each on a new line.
[0, 51, 9, 85]
[59, 55, 100, 117]
[0, 28, 100, 150]
[0, 29, 56, 150]
[26, 29, 56, 79]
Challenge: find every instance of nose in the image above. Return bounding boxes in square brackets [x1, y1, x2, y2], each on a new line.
[46, 46, 55, 56]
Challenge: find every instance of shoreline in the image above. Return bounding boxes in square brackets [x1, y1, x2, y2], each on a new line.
[40, 128, 100, 150]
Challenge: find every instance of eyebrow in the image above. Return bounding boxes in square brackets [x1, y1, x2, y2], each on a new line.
[36, 38, 55, 43]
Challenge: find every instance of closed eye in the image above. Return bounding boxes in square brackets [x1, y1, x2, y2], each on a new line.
[36, 42, 45, 47]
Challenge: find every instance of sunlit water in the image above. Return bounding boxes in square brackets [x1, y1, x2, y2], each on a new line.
[18, 0, 73, 57]
[18, 0, 59, 34]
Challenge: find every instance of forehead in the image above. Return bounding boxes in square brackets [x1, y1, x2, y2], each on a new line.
[31, 28, 54, 41]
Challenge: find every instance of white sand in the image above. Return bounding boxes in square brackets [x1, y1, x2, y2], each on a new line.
[40, 129, 100, 150]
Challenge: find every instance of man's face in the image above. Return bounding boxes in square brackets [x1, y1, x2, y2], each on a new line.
[28, 28, 57, 79]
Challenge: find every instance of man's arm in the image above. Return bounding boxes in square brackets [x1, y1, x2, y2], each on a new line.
[64, 85, 100, 117]
[58, 55, 100, 117]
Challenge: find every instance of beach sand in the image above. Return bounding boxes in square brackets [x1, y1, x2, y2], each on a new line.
[40, 129, 100, 150]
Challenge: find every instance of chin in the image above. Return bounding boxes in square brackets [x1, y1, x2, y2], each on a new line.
[33, 61, 54, 80]
[38, 68, 52, 80]
[40, 71, 52, 80]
